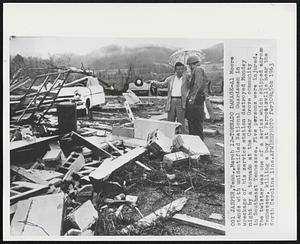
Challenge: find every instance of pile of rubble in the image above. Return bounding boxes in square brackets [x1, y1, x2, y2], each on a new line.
[10, 112, 225, 236]
[10, 72, 225, 236]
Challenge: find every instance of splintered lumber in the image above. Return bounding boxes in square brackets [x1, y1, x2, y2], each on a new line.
[120, 197, 187, 234]
[11, 166, 49, 186]
[89, 147, 146, 182]
[172, 214, 225, 235]
[10, 193, 64, 236]
[66, 200, 98, 231]
[134, 118, 181, 140]
[10, 181, 49, 204]
[71, 131, 112, 158]
[107, 141, 124, 155]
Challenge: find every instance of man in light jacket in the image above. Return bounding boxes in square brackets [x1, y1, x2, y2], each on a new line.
[149, 62, 190, 133]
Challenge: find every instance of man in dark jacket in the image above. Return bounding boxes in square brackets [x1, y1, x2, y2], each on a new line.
[186, 55, 207, 140]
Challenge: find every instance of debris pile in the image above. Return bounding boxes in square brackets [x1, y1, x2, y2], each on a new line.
[9, 68, 225, 236]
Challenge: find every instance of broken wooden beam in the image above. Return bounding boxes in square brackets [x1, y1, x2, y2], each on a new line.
[135, 161, 152, 171]
[10, 193, 65, 236]
[71, 131, 112, 158]
[172, 213, 225, 235]
[120, 197, 187, 235]
[89, 147, 146, 182]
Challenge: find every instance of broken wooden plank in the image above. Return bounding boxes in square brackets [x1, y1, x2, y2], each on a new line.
[120, 197, 187, 234]
[10, 135, 59, 151]
[11, 166, 49, 185]
[107, 141, 124, 156]
[10, 181, 49, 204]
[11, 193, 64, 236]
[66, 200, 98, 231]
[71, 131, 112, 158]
[135, 161, 152, 171]
[172, 213, 225, 235]
[62, 152, 85, 181]
[89, 147, 146, 182]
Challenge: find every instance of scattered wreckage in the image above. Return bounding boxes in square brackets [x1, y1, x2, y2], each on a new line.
[9, 67, 225, 236]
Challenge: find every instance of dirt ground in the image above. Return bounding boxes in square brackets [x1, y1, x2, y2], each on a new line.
[82, 96, 225, 236]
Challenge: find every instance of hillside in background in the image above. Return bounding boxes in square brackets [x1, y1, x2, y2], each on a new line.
[202, 43, 224, 63]
[46, 42, 224, 70]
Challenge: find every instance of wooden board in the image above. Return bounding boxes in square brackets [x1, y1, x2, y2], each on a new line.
[10, 136, 59, 151]
[89, 147, 146, 181]
[71, 132, 111, 158]
[10, 193, 64, 236]
[10, 181, 49, 204]
[172, 214, 225, 235]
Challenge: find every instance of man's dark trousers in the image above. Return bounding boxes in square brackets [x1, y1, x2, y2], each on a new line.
[186, 102, 205, 140]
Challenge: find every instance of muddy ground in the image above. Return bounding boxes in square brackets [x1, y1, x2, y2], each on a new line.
[80, 96, 225, 236]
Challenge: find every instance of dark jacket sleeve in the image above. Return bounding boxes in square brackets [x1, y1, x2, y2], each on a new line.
[188, 68, 207, 103]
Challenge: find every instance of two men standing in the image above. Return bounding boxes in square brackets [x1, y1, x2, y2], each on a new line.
[150, 56, 207, 140]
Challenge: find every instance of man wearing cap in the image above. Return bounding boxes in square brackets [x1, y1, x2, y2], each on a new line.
[186, 55, 208, 140]
[148, 62, 190, 133]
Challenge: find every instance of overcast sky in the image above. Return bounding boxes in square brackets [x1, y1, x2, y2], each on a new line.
[10, 37, 223, 58]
